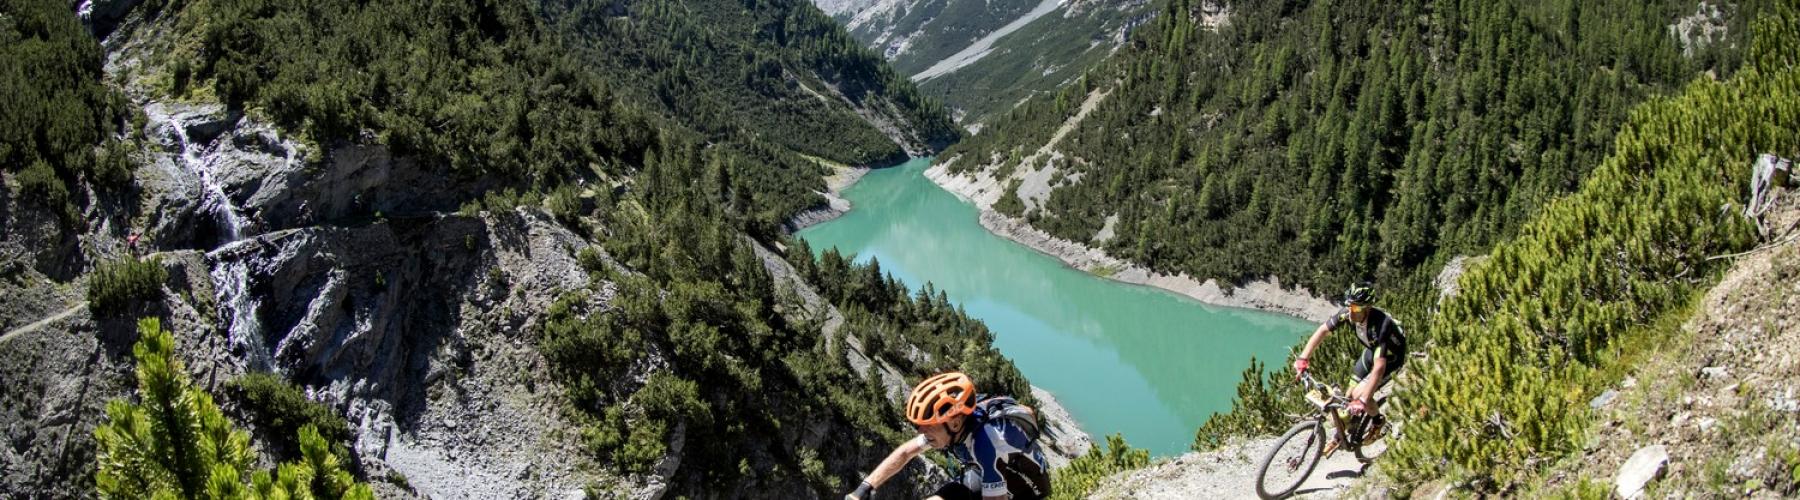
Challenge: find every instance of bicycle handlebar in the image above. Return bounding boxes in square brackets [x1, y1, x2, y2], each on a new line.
[1298, 373, 1350, 409]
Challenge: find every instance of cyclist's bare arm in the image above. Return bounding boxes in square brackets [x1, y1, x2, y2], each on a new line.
[1298, 322, 1332, 361]
[862, 435, 930, 490]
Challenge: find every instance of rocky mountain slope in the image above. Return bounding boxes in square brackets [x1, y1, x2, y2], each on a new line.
[831, 0, 1043, 75]
[912, 0, 1161, 130]
[0, 0, 1072, 497]
[818, 0, 1156, 128]
[1528, 188, 1800, 498]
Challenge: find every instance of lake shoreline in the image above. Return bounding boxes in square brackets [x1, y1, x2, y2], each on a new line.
[1030, 385, 1095, 468]
[923, 162, 1340, 323]
[783, 164, 872, 232]
[797, 158, 1312, 455]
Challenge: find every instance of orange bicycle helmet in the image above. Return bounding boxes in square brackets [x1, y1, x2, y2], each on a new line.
[906, 372, 976, 426]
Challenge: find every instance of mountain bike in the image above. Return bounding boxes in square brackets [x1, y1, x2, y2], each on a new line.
[1252, 373, 1390, 499]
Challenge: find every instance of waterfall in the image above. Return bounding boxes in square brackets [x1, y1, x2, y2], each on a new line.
[164, 117, 249, 244]
[208, 243, 273, 372]
[166, 111, 271, 370]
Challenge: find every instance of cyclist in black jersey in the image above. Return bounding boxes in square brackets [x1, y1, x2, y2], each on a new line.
[1292, 282, 1407, 420]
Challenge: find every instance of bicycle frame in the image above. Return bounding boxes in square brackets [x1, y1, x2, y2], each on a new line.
[1255, 374, 1388, 498]
[1297, 373, 1369, 452]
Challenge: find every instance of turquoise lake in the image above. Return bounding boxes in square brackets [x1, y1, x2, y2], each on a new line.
[797, 158, 1314, 456]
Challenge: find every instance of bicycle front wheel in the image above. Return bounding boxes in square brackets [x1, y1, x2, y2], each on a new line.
[1254, 420, 1325, 499]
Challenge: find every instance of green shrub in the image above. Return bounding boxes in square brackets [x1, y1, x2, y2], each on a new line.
[225, 372, 353, 459]
[539, 291, 643, 410]
[1191, 358, 1284, 451]
[384, 470, 411, 491]
[993, 178, 1026, 217]
[798, 448, 839, 490]
[1544, 477, 1613, 500]
[580, 406, 667, 474]
[2, 0, 130, 225]
[1773, 442, 1800, 495]
[1050, 434, 1150, 499]
[16, 159, 73, 222]
[635, 372, 711, 428]
[171, 57, 193, 96]
[95, 318, 255, 498]
[1387, 6, 1799, 488]
[575, 247, 607, 274]
[546, 185, 585, 225]
[93, 138, 136, 189]
[94, 318, 374, 499]
[88, 256, 169, 317]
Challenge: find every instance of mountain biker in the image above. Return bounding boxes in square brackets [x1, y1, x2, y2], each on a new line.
[1292, 282, 1406, 437]
[846, 372, 1051, 500]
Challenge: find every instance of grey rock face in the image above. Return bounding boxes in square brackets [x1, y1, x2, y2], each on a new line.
[137, 99, 486, 252]
[139, 101, 260, 249]
[195, 210, 611, 498]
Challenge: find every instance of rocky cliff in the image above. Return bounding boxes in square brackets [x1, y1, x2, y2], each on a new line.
[0, 2, 1022, 498]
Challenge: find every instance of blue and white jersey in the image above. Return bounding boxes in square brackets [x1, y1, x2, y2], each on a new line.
[945, 412, 1050, 497]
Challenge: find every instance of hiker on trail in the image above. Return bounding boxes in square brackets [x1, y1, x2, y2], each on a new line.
[846, 372, 1051, 500]
[127, 232, 141, 257]
[1292, 282, 1407, 439]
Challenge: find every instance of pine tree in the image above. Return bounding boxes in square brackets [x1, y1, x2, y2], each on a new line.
[94, 318, 375, 499]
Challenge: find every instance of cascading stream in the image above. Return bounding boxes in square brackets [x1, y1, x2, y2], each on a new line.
[164, 116, 249, 244]
[207, 242, 274, 372]
[163, 113, 271, 370]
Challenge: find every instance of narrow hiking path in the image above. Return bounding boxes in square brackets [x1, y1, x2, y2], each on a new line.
[1089, 433, 1381, 499]
[0, 301, 88, 345]
[0, 247, 245, 346]
[910, 0, 1064, 81]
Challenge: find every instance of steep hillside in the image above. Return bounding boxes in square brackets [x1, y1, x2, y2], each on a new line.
[0, 0, 1051, 498]
[821, 0, 1154, 128]
[941, 0, 1760, 311]
[1527, 175, 1800, 498]
[1073, 4, 1800, 497]
[913, 0, 1157, 131]
[1519, 175, 1800, 496]
[833, 0, 1042, 76]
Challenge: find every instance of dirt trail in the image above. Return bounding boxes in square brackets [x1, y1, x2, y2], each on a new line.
[1088, 431, 1383, 499]
[0, 301, 88, 345]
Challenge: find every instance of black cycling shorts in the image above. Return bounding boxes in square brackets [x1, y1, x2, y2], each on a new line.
[932, 482, 977, 500]
[1352, 345, 1404, 389]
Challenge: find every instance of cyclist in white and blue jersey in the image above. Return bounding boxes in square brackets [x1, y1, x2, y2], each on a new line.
[847, 372, 1050, 500]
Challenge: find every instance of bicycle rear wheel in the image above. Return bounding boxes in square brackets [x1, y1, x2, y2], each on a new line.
[1254, 420, 1325, 499]
[1354, 414, 1393, 464]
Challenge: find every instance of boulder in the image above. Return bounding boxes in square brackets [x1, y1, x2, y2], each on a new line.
[1590, 389, 1620, 409]
[1614, 444, 1669, 499]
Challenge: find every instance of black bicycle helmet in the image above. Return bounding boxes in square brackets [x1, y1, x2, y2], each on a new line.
[1343, 282, 1374, 306]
